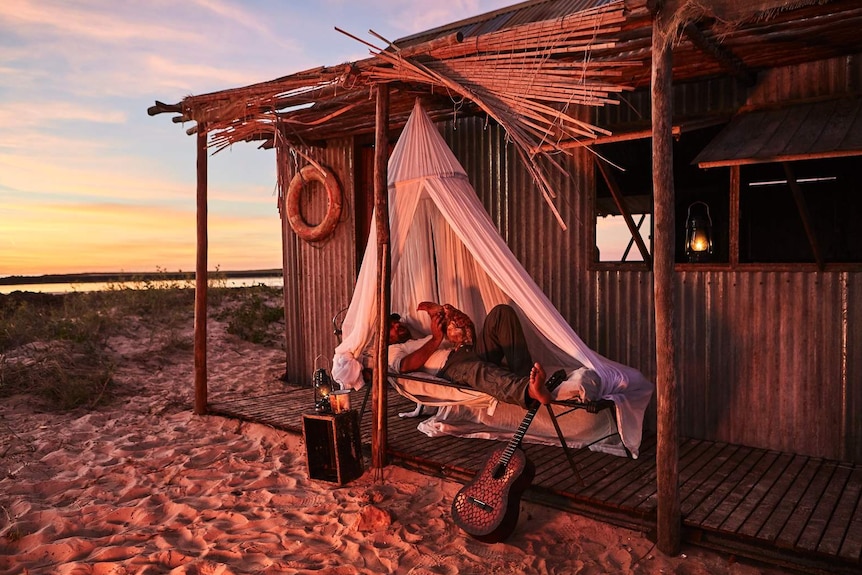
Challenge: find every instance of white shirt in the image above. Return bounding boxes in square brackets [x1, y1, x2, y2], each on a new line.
[388, 335, 453, 374]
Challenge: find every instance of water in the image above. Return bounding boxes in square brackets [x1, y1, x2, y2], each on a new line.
[0, 276, 283, 295]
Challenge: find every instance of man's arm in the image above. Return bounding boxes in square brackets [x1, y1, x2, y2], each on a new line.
[398, 311, 445, 373]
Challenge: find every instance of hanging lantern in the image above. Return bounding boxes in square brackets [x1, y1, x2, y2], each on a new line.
[685, 201, 713, 262]
[313, 368, 333, 413]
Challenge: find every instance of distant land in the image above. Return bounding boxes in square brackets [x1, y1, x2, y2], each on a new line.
[0, 269, 282, 286]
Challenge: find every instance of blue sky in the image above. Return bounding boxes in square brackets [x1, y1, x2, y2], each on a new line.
[0, 0, 515, 276]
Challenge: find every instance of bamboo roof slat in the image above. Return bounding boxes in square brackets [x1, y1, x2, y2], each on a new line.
[151, 0, 862, 228]
[359, 7, 629, 226]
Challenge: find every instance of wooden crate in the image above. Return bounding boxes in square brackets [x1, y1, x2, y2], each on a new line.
[302, 410, 364, 485]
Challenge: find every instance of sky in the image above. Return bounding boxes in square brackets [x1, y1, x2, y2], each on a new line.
[0, 0, 516, 278]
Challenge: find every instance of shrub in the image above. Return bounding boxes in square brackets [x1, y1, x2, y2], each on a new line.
[0, 280, 197, 410]
[0, 277, 283, 410]
[219, 285, 284, 346]
[0, 292, 117, 410]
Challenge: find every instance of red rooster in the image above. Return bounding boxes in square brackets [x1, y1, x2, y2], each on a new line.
[417, 301, 476, 350]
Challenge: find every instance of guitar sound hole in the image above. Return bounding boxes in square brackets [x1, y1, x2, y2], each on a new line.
[492, 463, 505, 479]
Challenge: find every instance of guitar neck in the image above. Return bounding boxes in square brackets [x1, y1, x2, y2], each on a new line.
[499, 408, 539, 459]
[498, 370, 567, 466]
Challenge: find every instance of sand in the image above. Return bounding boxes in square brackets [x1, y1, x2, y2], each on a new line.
[0, 298, 787, 574]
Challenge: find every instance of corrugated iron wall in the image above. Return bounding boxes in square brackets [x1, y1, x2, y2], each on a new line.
[279, 139, 359, 388]
[276, 55, 862, 462]
[439, 68, 861, 462]
[750, 55, 862, 105]
[674, 270, 861, 462]
[594, 76, 746, 128]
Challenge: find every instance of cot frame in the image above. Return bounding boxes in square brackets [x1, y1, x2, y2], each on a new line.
[356, 371, 626, 484]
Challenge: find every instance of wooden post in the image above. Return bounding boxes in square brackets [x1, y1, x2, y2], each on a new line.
[651, 3, 681, 555]
[194, 126, 208, 416]
[371, 83, 391, 469]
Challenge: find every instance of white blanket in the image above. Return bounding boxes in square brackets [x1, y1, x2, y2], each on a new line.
[390, 370, 627, 458]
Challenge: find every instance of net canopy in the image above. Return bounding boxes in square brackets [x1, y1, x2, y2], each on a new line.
[332, 100, 653, 456]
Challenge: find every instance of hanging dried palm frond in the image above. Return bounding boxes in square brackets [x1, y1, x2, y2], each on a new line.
[359, 2, 634, 229]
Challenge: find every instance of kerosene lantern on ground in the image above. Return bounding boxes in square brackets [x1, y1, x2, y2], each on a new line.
[313, 368, 333, 413]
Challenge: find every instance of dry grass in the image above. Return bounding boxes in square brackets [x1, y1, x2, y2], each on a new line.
[0, 282, 283, 411]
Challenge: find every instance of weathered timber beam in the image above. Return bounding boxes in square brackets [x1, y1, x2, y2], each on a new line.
[148, 100, 182, 116]
[683, 22, 756, 86]
[194, 125, 208, 416]
[534, 126, 681, 153]
[372, 29, 464, 58]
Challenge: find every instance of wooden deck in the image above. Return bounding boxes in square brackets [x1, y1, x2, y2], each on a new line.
[209, 385, 862, 575]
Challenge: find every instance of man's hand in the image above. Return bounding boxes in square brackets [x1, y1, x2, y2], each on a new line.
[398, 309, 446, 374]
[428, 310, 445, 342]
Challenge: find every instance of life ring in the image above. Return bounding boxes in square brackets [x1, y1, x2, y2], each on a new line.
[286, 164, 343, 242]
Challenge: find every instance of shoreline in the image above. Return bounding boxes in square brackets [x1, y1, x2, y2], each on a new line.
[0, 269, 282, 287]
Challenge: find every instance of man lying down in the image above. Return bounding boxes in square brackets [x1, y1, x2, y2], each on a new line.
[387, 302, 602, 410]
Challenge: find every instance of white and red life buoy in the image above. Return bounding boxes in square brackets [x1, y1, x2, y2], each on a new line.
[286, 164, 343, 242]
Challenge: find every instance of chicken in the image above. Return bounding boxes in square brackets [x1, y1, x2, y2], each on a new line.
[417, 301, 476, 350]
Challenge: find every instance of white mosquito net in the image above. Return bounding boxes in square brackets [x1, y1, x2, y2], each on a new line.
[332, 100, 653, 456]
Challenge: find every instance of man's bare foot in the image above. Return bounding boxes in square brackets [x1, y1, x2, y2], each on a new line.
[529, 362, 553, 405]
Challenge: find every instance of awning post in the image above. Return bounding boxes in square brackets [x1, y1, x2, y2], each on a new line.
[651, 3, 682, 556]
[194, 125, 208, 415]
[371, 83, 391, 470]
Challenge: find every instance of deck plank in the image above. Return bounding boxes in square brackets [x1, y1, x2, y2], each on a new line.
[819, 466, 862, 557]
[577, 451, 643, 500]
[620, 440, 714, 509]
[687, 448, 769, 526]
[607, 456, 659, 510]
[635, 442, 735, 513]
[538, 443, 605, 494]
[528, 444, 587, 492]
[206, 387, 862, 573]
[448, 440, 492, 471]
[589, 437, 658, 504]
[591, 455, 655, 506]
[409, 425, 487, 464]
[528, 444, 574, 482]
[838, 475, 862, 562]
[776, 460, 838, 550]
[737, 454, 810, 539]
[700, 449, 780, 531]
[796, 463, 851, 552]
[718, 451, 794, 534]
[680, 444, 747, 517]
[757, 457, 821, 544]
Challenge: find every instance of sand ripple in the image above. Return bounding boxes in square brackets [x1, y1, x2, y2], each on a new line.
[0, 313, 783, 575]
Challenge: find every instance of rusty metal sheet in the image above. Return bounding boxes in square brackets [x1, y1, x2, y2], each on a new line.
[394, 0, 610, 47]
[695, 97, 862, 167]
[280, 139, 360, 387]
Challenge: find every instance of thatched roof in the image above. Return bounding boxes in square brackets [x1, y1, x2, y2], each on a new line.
[149, 0, 862, 224]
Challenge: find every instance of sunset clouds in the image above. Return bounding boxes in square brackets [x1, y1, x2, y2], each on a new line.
[0, 1, 512, 276]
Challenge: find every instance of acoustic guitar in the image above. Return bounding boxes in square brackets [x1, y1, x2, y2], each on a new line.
[451, 369, 566, 542]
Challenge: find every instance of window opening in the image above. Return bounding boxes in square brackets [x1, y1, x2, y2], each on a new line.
[739, 156, 861, 264]
[593, 137, 653, 264]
